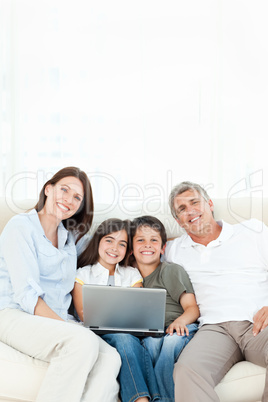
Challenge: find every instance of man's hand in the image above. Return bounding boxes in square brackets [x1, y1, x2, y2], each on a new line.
[166, 317, 189, 336]
[253, 306, 268, 336]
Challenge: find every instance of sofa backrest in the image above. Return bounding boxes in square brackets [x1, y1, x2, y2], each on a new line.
[1, 197, 268, 238]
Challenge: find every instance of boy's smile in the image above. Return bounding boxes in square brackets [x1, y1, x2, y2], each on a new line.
[132, 226, 165, 270]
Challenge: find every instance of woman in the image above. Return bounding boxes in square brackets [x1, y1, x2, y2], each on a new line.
[0, 166, 121, 402]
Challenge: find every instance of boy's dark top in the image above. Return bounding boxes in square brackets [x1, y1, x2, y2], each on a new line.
[143, 261, 195, 327]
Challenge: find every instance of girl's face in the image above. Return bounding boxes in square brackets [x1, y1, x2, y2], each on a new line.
[44, 176, 84, 222]
[98, 230, 128, 270]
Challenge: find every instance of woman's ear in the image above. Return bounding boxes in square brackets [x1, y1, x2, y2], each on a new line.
[44, 184, 51, 196]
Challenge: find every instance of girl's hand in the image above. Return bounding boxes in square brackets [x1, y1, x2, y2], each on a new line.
[166, 317, 189, 336]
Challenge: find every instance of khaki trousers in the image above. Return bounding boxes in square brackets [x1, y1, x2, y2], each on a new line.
[0, 308, 121, 402]
[174, 321, 268, 402]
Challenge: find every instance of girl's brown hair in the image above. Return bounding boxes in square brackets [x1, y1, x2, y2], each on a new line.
[34, 166, 94, 243]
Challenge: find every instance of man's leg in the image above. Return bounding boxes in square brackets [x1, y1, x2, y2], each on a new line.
[230, 321, 268, 402]
[173, 323, 243, 402]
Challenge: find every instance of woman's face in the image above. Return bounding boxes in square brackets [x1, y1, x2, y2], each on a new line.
[44, 176, 84, 221]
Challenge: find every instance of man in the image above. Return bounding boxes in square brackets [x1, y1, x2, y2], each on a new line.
[163, 181, 268, 402]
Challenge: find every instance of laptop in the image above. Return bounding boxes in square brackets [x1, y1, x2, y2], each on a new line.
[82, 285, 166, 337]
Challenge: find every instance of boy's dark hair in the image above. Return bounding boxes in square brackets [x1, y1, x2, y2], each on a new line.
[131, 215, 167, 247]
[77, 218, 131, 268]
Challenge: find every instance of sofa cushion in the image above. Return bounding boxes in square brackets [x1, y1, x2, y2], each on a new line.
[0, 341, 47, 402]
[215, 360, 265, 402]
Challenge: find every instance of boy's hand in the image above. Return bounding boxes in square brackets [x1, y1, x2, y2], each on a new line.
[166, 317, 189, 336]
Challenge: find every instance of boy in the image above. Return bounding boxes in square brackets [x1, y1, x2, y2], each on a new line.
[131, 216, 199, 401]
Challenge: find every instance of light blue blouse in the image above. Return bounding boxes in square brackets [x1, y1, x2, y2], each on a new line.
[0, 209, 77, 320]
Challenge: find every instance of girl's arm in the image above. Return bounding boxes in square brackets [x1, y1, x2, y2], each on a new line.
[72, 282, 84, 321]
[34, 297, 64, 321]
[166, 292, 199, 336]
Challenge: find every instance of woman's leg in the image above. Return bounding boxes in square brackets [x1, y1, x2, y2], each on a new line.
[0, 308, 99, 402]
[102, 333, 160, 402]
[82, 336, 121, 402]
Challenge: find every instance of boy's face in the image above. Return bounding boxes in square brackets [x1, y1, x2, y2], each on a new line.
[132, 225, 165, 267]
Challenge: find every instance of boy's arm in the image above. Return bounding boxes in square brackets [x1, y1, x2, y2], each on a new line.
[71, 282, 84, 322]
[166, 292, 199, 336]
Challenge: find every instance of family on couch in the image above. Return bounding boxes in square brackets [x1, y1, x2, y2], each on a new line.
[0, 166, 267, 402]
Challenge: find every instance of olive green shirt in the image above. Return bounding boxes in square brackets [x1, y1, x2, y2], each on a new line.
[143, 261, 194, 327]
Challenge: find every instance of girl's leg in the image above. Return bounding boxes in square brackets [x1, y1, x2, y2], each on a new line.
[102, 333, 160, 402]
[0, 308, 99, 402]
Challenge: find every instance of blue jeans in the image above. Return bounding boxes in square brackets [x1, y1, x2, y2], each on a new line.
[141, 323, 199, 401]
[102, 333, 161, 402]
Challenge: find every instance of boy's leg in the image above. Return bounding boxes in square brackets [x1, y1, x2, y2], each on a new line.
[102, 333, 160, 402]
[144, 323, 198, 401]
[141, 336, 164, 366]
[173, 323, 243, 402]
[0, 308, 99, 402]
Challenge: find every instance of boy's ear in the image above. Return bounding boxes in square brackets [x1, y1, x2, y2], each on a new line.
[160, 243, 166, 255]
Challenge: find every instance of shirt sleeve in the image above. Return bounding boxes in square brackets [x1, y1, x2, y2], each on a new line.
[161, 262, 194, 303]
[1, 218, 45, 314]
[75, 266, 91, 285]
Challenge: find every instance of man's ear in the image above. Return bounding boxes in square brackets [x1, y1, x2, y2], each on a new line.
[208, 199, 214, 212]
[160, 243, 167, 255]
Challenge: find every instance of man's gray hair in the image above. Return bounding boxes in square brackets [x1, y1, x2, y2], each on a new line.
[169, 181, 211, 219]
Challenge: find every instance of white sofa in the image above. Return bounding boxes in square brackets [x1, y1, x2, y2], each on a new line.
[0, 196, 266, 402]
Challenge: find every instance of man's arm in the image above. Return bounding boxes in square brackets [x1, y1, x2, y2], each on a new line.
[253, 306, 268, 336]
[166, 292, 199, 336]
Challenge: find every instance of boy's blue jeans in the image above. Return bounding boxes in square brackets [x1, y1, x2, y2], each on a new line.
[141, 323, 199, 401]
[102, 333, 161, 402]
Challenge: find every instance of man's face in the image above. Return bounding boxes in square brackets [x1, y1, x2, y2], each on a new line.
[173, 189, 214, 237]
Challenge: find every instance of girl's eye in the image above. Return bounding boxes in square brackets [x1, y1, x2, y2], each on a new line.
[61, 187, 67, 192]
[119, 243, 126, 248]
[75, 196, 81, 201]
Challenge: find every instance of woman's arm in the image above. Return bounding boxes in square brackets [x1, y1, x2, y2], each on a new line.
[34, 297, 64, 321]
[72, 282, 84, 321]
[166, 292, 199, 336]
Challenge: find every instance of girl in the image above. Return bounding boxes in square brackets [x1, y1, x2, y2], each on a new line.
[72, 218, 161, 402]
[0, 167, 120, 402]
